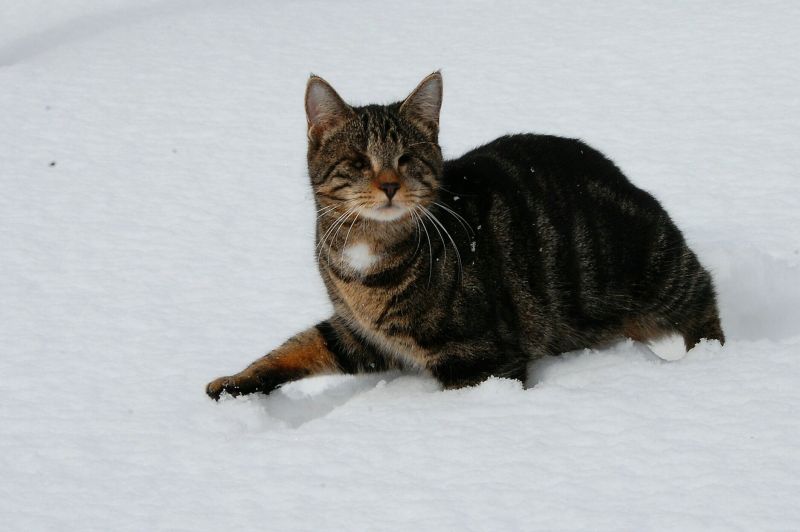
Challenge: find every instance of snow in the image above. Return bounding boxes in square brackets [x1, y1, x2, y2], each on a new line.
[2, 1, 800, 530]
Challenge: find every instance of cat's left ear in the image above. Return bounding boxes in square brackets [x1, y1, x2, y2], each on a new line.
[399, 71, 443, 138]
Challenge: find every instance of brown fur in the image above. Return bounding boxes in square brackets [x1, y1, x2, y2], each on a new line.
[206, 328, 338, 400]
[622, 315, 671, 344]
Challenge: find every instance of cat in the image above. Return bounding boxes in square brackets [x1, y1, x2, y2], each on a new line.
[206, 71, 725, 400]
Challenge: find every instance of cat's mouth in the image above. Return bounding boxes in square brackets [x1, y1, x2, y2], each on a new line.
[360, 202, 411, 222]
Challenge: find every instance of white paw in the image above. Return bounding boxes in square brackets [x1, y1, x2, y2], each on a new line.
[647, 333, 687, 361]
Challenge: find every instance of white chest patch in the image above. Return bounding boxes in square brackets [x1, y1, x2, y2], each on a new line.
[342, 242, 378, 272]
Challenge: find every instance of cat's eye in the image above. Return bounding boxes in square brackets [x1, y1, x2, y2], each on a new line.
[398, 153, 412, 166]
[351, 158, 366, 170]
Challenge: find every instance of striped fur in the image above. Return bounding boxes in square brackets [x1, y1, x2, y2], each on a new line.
[206, 72, 724, 399]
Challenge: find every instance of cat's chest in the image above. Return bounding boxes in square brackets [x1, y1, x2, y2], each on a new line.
[341, 243, 378, 272]
[330, 273, 389, 325]
[326, 248, 429, 369]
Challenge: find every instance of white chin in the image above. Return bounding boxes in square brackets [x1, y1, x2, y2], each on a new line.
[360, 206, 408, 222]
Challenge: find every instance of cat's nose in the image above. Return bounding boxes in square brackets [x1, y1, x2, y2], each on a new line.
[378, 182, 400, 200]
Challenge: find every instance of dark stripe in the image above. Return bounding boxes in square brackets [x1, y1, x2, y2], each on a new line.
[360, 238, 431, 287]
[417, 156, 437, 174]
[360, 112, 371, 133]
[329, 183, 351, 193]
[325, 260, 360, 283]
[320, 159, 346, 183]
[362, 261, 415, 287]
[315, 321, 357, 373]
[316, 192, 348, 202]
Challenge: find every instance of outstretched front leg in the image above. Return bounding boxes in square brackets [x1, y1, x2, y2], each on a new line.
[206, 318, 392, 400]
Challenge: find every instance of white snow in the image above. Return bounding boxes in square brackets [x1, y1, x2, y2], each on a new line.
[2, 1, 800, 530]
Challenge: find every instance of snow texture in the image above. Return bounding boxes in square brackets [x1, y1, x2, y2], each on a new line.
[2, 1, 800, 530]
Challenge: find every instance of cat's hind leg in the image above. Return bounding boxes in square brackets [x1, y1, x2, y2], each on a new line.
[667, 265, 726, 351]
[680, 298, 725, 351]
[623, 315, 687, 360]
[624, 271, 725, 359]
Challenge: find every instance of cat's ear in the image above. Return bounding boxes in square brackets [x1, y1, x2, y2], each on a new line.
[399, 71, 443, 138]
[305, 75, 354, 144]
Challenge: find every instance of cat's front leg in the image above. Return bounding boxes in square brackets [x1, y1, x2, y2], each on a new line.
[206, 318, 393, 400]
[429, 342, 529, 390]
[206, 326, 337, 400]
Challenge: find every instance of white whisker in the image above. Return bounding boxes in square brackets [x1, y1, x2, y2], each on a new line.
[317, 206, 357, 262]
[423, 206, 464, 281]
[410, 206, 423, 257]
[417, 209, 434, 287]
[421, 208, 447, 264]
[433, 201, 474, 236]
[326, 207, 358, 263]
[341, 207, 363, 258]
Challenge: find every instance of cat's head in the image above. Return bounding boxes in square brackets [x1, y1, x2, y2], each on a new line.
[305, 72, 444, 223]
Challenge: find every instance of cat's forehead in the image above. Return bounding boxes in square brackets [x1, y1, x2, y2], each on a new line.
[356, 105, 406, 148]
[314, 103, 435, 168]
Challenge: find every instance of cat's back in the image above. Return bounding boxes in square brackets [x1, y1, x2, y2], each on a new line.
[442, 133, 668, 230]
[445, 133, 639, 193]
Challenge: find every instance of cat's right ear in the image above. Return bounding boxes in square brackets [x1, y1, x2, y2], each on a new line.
[305, 75, 354, 145]
[399, 71, 443, 139]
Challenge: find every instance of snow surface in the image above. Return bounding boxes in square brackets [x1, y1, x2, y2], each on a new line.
[2, 1, 800, 530]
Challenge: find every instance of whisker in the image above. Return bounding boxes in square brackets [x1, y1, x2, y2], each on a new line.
[417, 209, 434, 287]
[317, 206, 357, 261]
[316, 204, 336, 214]
[410, 206, 423, 257]
[317, 207, 351, 247]
[341, 206, 363, 257]
[423, 206, 464, 281]
[421, 208, 447, 265]
[437, 186, 476, 197]
[316, 205, 340, 218]
[327, 207, 359, 263]
[433, 201, 474, 237]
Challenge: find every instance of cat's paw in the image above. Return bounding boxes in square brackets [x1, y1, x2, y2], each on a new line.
[206, 371, 271, 400]
[206, 376, 244, 401]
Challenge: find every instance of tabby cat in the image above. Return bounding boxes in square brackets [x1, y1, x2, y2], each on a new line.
[206, 72, 724, 400]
